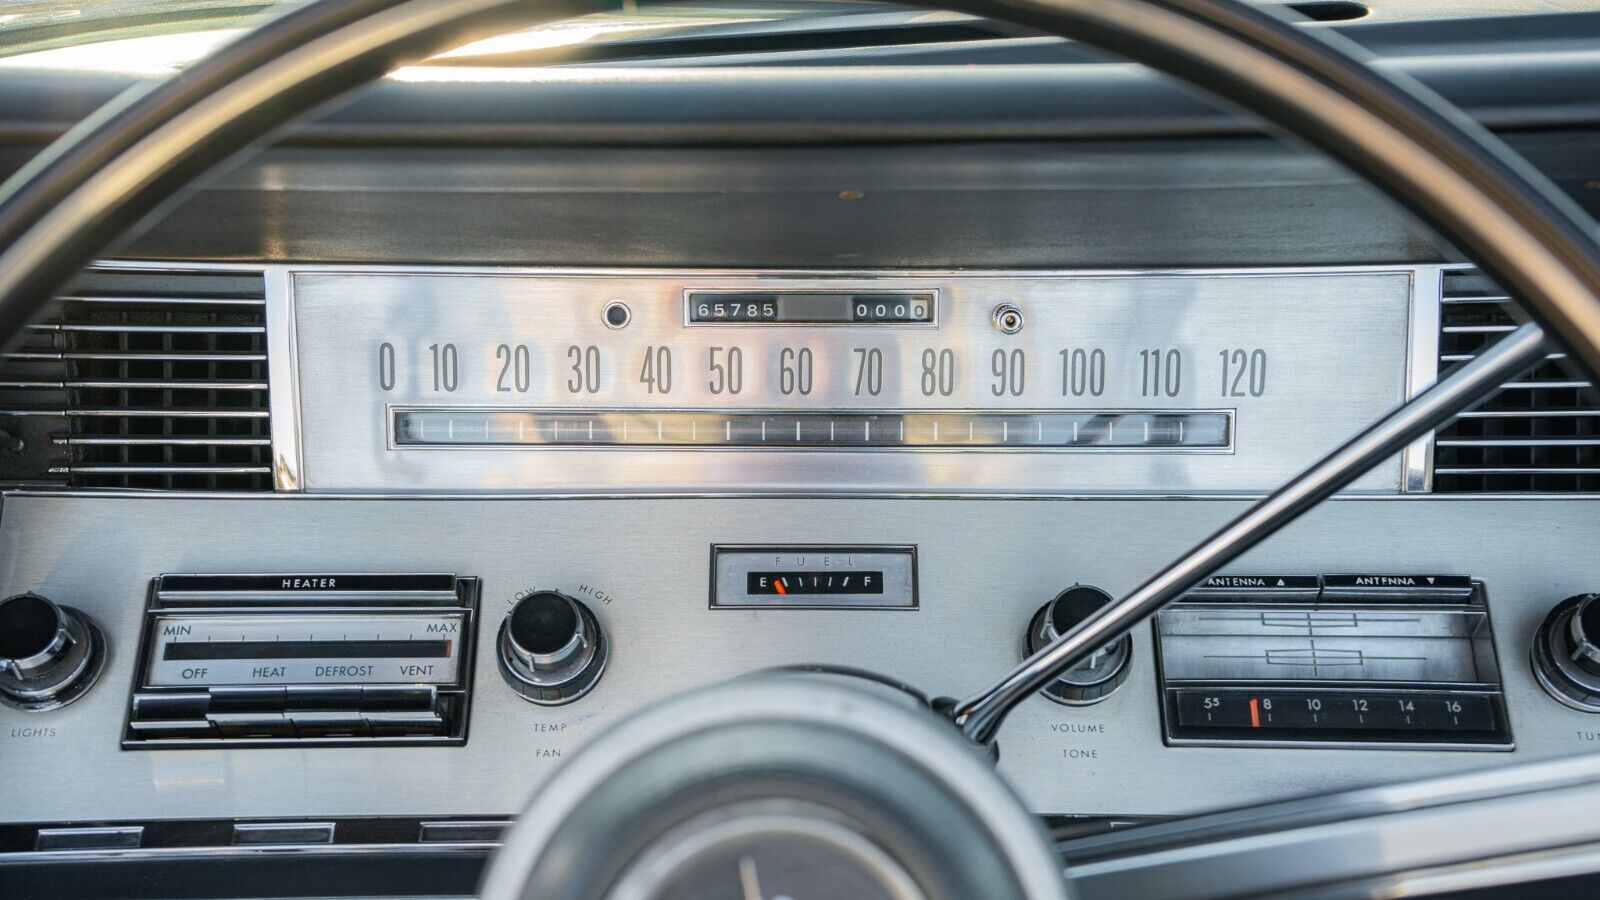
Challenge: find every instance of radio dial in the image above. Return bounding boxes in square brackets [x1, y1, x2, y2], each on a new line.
[498, 591, 608, 705]
[1026, 585, 1131, 706]
[0, 593, 106, 711]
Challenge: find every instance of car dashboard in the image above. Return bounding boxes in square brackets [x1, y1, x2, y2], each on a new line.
[4, 258, 1596, 813]
[0, 1, 1598, 897]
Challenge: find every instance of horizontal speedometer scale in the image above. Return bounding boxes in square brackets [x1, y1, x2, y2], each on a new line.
[291, 268, 1412, 492]
[392, 408, 1232, 451]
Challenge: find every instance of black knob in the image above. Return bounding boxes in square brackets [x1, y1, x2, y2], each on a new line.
[1025, 585, 1132, 706]
[1532, 593, 1600, 712]
[0, 593, 106, 711]
[498, 591, 607, 705]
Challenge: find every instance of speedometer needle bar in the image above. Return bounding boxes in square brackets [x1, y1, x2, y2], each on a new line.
[950, 321, 1552, 744]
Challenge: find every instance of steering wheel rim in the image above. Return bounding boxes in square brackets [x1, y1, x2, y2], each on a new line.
[1, 0, 1598, 896]
[476, 671, 1074, 900]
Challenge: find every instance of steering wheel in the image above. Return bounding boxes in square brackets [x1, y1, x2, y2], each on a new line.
[2, 1, 1598, 898]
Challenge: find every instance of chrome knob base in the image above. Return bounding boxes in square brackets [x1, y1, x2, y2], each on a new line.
[1025, 585, 1132, 706]
[1532, 593, 1600, 713]
[0, 593, 106, 711]
[497, 591, 607, 706]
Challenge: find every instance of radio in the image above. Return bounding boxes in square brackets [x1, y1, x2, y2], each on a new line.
[1154, 574, 1512, 750]
[124, 574, 478, 748]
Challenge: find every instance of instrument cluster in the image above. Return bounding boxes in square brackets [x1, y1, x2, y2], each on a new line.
[288, 267, 1418, 495]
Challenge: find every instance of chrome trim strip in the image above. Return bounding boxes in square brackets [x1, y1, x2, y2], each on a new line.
[53, 436, 272, 447]
[6, 488, 1600, 502]
[1443, 323, 1519, 334]
[57, 294, 264, 306]
[1437, 466, 1600, 475]
[0, 380, 269, 390]
[1402, 265, 1442, 492]
[47, 465, 273, 476]
[1442, 351, 1567, 362]
[96, 259, 1433, 278]
[1458, 408, 1600, 418]
[2, 351, 267, 362]
[1438, 437, 1600, 447]
[26, 323, 265, 334]
[33, 826, 144, 851]
[1063, 753, 1600, 900]
[1333, 841, 1600, 899]
[418, 820, 510, 843]
[232, 821, 335, 845]
[1499, 379, 1593, 389]
[0, 841, 498, 863]
[264, 265, 304, 491]
[1, 408, 269, 418]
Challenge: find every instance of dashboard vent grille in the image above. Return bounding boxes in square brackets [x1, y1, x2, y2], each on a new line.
[0, 268, 273, 492]
[1433, 267, 1600, 493]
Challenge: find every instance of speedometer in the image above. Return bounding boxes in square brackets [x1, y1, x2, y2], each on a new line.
[289, 267, 1413, 495]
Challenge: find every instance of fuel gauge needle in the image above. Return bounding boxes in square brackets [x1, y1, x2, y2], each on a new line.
[774, 579, 788, 596]
[739, 855, 764, 900]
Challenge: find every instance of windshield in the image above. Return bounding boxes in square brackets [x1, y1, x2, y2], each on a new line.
[0, 1, 1008, 71]
[0, 0, 1413, 73]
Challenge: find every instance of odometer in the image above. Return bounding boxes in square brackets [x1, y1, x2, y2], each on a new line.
[687, 291, 936, 325]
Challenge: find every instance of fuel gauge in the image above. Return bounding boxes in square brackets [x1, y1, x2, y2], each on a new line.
[748, 571, 884, 597]
[712, 547, 917, 610]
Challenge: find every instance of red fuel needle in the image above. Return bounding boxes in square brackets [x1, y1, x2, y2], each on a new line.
[1249, 697, 1261, 728]
[774, 580, 788, 596]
